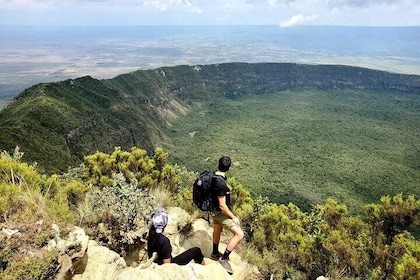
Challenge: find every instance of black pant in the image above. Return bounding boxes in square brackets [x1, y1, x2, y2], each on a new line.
[172, 247, 204, 265]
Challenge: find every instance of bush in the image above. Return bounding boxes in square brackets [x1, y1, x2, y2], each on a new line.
[0, 249, 58, 280]
[81, 172, 156, 256]
[83, 146, 180, 191]
[228, 177, 254, 221]
[81, 147, 178, 255]
[0, 147, 79, 279]
[0, 182, 22, 218]
[246, 195, 419, 279]
[365, 194, 420, 279]
[173, 165, 197, 213]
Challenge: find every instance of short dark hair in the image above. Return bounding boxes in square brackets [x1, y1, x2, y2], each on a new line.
[218, 156, 231, 172]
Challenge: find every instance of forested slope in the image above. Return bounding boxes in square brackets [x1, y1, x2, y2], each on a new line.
[0, 62, 419, 174]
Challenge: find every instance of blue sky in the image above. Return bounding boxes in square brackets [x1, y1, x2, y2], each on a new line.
[0, 0, 419, 26]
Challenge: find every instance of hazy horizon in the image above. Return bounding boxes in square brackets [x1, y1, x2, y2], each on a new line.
[1, 25, 419, 105]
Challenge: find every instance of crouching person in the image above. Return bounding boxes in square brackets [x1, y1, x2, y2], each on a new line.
[147, 207, 205, 265]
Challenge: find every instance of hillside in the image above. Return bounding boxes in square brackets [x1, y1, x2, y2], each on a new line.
[1, 146, 418, 280]
[0, 62, 419, 210]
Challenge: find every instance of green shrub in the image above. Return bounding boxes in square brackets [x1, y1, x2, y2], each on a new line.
[172, 166, 197, 213]
[81, 172, 156, 256]
[365, 194, 420, 279]
[61, 180, 89, 207]
[393, 233, 420, 280]
[83, 146, 180, 191]
[0, 147, 80, 279]
[0, 148, 42, 193]
[246, 194, 419, 279]
[0, 182, 22, 217]
[0, 250, 58, 280]
[228, 177, 254, 221]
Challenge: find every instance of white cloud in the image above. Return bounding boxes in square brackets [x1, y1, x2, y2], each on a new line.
[280, 14, 318, 27]
[326, 0, 403, 9]
[0, 0, 418, 25]
[1, 0, 53, 10]
[145, 0, 202, 12]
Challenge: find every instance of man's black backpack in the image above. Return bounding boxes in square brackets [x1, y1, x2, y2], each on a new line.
[193, 170, 216, 211]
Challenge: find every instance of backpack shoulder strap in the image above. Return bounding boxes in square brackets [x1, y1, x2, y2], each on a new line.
[212, 173, 226, 182]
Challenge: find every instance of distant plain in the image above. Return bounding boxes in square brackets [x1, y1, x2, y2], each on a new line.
[1, 25, 419, 107]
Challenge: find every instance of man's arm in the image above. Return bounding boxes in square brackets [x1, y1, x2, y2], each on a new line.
[218, 196, 240, 226]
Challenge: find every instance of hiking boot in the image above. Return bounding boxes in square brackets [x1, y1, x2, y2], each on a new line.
[218, 258, 233, 274]
[210, 251, 222, 260]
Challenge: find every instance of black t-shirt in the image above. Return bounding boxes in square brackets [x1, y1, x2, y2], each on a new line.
[148, 233, 172, 265]
[211, 175, 231, 210]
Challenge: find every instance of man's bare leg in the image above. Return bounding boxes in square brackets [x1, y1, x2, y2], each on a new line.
[226, 224, 244, 252]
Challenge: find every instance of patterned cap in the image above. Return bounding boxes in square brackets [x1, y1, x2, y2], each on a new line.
[152, 207, 168, 233]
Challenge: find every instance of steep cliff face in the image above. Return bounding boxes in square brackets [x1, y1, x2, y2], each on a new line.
[0, 62, 419, 173]
[185, 63, 420, 98]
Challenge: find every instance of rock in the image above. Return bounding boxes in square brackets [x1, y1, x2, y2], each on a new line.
[182, 229, 213, 257]
[55, 226, 90, 280]
[1, 228, 19, 238]
[35, 219, 43, 233]
[56, 227, 89, 256]
[164, 207, 193, 255]
[117, 262, 232, 280]
[73, 240, 126, 280]
[51, 223, 60, 237]
[57, 254, 73, 279]
[165, 207, 192, 235]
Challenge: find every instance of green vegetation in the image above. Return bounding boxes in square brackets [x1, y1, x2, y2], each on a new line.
[0, 76, 169, 173]
[0, 147, 80, 279]
[0, 63, 419, 279]
[0, 147, 418, 279]
[80, 146, 182, 256]
[165, 89, 420, 213]
[245, 195, 420, 279]
[1, 63, 419, 174]
[1, 62, 419, 215]
[0, 146, 184, 278]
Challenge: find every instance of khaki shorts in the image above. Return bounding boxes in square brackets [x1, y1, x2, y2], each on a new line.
[211, 211, 237, 229]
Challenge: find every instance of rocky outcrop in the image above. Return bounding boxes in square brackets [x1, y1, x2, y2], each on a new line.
[53, 207, 262, 280]
[72, 240, 127, 280]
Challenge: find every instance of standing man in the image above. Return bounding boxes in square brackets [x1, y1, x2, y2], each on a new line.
[210, 156, 244, 274]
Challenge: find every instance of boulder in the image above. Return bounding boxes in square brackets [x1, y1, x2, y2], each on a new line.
[73, 240, 126, 280]
[53, 226, 89, 280]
